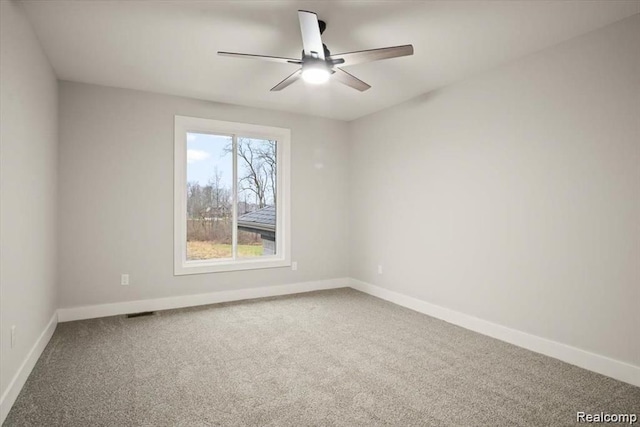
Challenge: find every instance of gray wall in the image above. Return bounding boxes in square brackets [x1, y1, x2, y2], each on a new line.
[58, 82, 349, 308]
[348, 14, 639, 366]
[0, 1, 59, 398]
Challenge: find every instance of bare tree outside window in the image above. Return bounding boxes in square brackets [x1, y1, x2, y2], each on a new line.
[235, 138, 277, 257]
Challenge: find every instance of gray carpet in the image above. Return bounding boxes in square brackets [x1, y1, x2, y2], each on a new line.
[4, 288, 639, 426]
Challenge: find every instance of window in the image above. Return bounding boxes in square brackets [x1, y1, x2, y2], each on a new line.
[174, 116, 290, 275]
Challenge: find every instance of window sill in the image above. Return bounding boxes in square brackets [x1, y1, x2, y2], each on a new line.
[174, 257, 291, 275]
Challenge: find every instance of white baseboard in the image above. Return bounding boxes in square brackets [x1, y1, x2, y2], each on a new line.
[349, 279, 640, 388]
[57, 278, 350, 322]
[0, 311, 58, 425]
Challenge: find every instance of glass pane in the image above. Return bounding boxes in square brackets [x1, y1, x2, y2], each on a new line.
[186, 133, 233, 261]
[236, 138, 277, 258]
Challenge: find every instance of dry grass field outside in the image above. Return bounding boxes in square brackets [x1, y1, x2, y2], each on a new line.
[187, 241, 263, 260]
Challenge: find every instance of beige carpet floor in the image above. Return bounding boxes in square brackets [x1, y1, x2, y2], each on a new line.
[4, 288, 639, 426]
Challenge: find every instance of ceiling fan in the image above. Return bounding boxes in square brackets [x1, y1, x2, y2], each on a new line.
[218, 10, 414, 92]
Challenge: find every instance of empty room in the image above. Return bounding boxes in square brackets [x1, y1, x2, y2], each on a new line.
[1, 0, 639, 425]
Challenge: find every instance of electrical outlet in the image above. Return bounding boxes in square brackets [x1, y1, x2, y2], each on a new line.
[377, 265, 383, 275]
[291, 261, 298, 271]
[121, 274, 130, 286]
[11, 325, 16, 348]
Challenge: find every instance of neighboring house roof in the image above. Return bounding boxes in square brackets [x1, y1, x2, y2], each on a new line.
[237, 205, 275, 235]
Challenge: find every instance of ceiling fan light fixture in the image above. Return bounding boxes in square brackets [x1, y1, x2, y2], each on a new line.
[301, 66, 331, 84]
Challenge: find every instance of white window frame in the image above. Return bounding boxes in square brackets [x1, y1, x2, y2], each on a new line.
[174, 115, 291, 275]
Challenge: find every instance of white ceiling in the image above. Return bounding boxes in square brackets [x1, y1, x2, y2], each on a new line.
[20, 1, 639, 121]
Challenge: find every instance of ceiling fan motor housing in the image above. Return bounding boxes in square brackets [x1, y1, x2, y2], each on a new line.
[301, 44, 331, 60]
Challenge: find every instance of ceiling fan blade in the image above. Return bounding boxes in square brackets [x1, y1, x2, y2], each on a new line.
[333, 68, 371, 92]
[298, 10, 325, 60]
[329, 45, 413, 67]
[218, 51, 301, 65]
[271, 69, 302, 91]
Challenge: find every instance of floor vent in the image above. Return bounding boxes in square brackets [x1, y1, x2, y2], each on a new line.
[126, 311, 156, 319]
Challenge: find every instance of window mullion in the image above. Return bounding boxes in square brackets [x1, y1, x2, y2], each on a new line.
[232, 134, 238, 260]
[182, 132, 189, 265]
